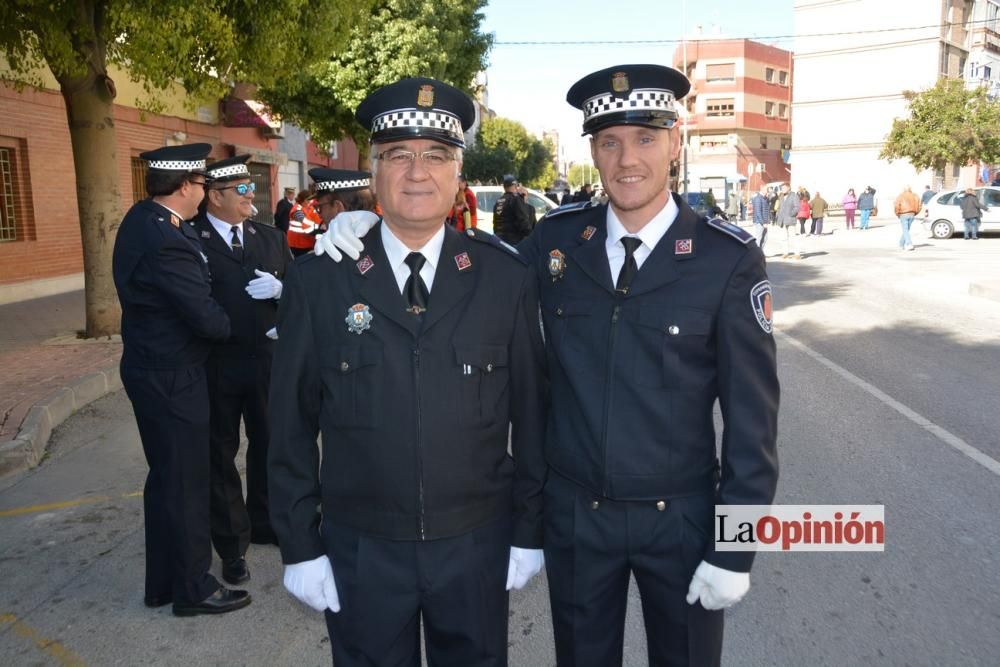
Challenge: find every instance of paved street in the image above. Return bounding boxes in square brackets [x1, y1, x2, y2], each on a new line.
[2, 222, 999, 666]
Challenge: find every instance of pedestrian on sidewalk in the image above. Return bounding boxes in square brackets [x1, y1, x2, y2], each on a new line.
[190, 155, 291, 589]
[958, 188, 986, 240]
[751, 185, 770, 251]
[842, 188, 857, 230]
[809, 191, 828, 236]
[797, 191, 811, 235]
[776, 182, 801, 259]
[112, 144, 252, 617]
[894, 185, 921, 251]
[857, 186, 876, 230]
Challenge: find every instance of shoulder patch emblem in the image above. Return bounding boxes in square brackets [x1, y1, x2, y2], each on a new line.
[454, 252, 472, 271]
[675, 239, 692, 255]
[356, 255, 375, 275]
[705, 216, 754, 245]
[580, 225, 597, 241]
[750, 280, 773, 334]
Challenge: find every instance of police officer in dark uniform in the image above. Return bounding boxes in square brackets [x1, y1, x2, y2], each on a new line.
[112, 144, 252, 617]
[492, 174, 533, 245]
[189, 155, 291, 586]
[519, 65, 780, 666]
[309, 168, 376, 229]
[269, 77, 547, 666]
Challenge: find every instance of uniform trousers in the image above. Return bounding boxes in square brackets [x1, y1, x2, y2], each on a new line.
[322, 516, 511, 667]
[543, 472, 723, 667]
[207, 354, 274, 558]
[121, 362, 218, 605]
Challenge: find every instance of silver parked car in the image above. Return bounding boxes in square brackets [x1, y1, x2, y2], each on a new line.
[469, 186, 559, 235]
[923, 186, 1000, 239]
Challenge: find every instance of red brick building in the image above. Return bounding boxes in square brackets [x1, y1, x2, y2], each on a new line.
[0, 78, 359, 302]
[673, 38, 793, 201]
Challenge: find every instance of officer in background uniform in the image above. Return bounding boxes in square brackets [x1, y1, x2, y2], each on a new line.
[112, 144, 252, 617]
[519, 65, 780, 666]
[308, 168, 376, 230]
[269, 77, 547, 666]
[190, 155, 291, 587]
[492, 174, 533, 245]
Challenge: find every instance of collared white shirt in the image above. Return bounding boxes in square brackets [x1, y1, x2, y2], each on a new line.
[381, 222, 445, 294]
[207, 212, 244, 250]
[605, 194, 678, 284]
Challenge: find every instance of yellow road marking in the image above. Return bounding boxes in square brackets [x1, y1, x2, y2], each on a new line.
[0, 492, 142, 518]
[0, 613, 88, 667]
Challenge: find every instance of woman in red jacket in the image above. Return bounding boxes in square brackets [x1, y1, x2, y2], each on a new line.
[797, 192, 811, 235]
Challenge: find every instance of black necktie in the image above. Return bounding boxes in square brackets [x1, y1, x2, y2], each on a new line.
[230, 226, 243, 262]
[616, 237, 642, 294]
[404, 252, 429, 314]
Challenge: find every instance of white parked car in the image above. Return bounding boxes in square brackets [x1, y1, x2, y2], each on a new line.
[469, 186, 559, 235]
[923, 186, 1000, 239]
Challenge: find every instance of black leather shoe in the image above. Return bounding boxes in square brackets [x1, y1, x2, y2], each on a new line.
[222, 557, 250, 585]
[172, 587, 251, 617]
[144, 594, 172, 608]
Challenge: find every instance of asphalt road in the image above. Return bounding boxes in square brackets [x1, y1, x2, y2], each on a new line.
[1, 222, 999, 666]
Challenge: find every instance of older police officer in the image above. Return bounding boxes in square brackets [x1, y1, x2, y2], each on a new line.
[113, 144, 251, 617]
[317, 64, 780, 667]
[269, 78, 547, 666]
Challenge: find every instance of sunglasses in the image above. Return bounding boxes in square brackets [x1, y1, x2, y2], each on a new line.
[215, 182, 256, 196]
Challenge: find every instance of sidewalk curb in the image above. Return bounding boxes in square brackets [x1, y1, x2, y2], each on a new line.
[0, 365, 121, 478]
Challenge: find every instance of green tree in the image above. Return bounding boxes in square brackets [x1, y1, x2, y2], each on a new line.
[462, 117, 555, 187]
[260, 0, 492, 164]
[568, 162, 600, 189]
[881, 77, 1000, 171]
[0, 0, 368, 336]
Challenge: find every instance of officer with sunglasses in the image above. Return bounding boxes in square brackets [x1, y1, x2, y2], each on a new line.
[191, 155, 292, 589]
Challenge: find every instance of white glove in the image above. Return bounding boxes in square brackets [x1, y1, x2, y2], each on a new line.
[505, 547, 544, 591]
[283, 554, 341, 613]
[685, 560, 750, 611]
[246, 269, 283, 300]
[314, 210, 379, 261]
[265, 326, 278, 340]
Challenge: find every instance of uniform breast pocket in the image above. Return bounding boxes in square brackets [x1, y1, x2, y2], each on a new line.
[632, 307, 715, 388]
[454, 344, 509, 426]
[321, 344, 383, 427]
[544, 299, 594, 360]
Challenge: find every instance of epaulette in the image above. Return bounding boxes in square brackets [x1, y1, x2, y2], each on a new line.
[543, 200, 594, 220]
[464, 228, 526, 263]
[704, 216, 754, 245]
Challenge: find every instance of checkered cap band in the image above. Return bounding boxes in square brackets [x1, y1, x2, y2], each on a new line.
[371, 109, 463, 140]
[583, 89, 677, 121]
[146, 159, 207, 170]
[315, 178, 371, 191]
[207, 164, 250, 179]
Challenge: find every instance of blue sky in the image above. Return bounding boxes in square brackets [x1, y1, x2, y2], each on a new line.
[481, 0, 794, 164]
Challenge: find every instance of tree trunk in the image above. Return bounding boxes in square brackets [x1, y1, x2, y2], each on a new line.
[61, 75, 122, 337]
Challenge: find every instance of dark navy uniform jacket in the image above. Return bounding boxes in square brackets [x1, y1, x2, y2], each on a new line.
[520, 193, 779, 572]
[190, 215, 291, 358]
[268, 223, 547, 565]
[113, 200, 230, 368]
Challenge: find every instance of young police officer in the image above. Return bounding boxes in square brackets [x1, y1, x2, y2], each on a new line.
[316, 64, 780, 667]
[268, 78, 547, 666]
[113, 144, 251, 617]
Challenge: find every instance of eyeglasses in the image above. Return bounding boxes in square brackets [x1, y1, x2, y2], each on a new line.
[215, 182, 256, 196]
[373, 148, 457, 168]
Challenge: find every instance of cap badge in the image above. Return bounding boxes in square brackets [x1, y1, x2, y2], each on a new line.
[356, 255, 375, 275]
[417, 85, 435, 108]
[611, 72, 630, 94]
[454, 252, 472, 272]
[345, 303, 373, 335]
[675, 239, 693, 255]
[548, 249, 566, 281]
[581, 226, 597, 241]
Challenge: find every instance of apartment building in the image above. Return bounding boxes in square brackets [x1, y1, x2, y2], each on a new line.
[791, 0, 980, 203]
[672, 38, 794, 200]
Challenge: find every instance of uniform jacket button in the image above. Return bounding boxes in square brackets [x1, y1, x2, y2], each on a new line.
[591, 500, 600, 510]
[556, 307, 564, 316]
[486, 363, 494, 373]
[340, 361, 350, 371]
[656, 500, 666, 511]
[668, 325, 680, 335]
